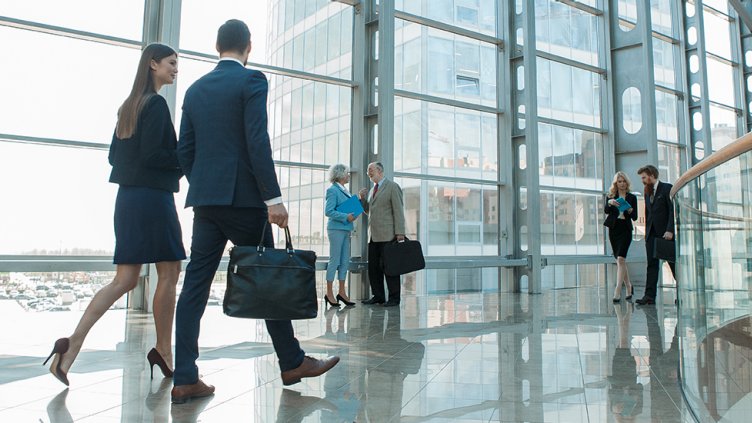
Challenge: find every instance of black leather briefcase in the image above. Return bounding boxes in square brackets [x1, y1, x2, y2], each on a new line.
[382, 238, 426, 277]
[653, 238, 676, 263]
[224, 225, 317, 320]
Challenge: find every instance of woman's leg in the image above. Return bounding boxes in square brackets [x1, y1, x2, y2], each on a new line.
[614, 257, 625, 299]
[153, 261, 181, 367]
[622, 256, 633, 293]
[60, 264, 142, 373]
[337, 233, 351, 301]
[326, 231, 343, 302]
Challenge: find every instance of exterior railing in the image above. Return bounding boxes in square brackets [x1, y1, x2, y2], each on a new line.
[671, 133, 752, 422]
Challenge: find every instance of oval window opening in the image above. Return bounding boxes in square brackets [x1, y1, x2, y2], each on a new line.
[622, 87, 642, 134]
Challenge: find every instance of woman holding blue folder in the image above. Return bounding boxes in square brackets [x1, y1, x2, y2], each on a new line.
[324, 163, 360, 307]
[604, 171, 638, 303]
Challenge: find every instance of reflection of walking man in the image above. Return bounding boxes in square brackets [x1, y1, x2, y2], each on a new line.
[609, 304, 643, 420]
[358, 162, 406, 307]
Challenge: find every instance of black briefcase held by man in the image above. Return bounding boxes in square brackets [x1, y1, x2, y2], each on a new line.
[383, 237, 425, 276]
[224, 225, 318, 320]
[653, 238, 676, 263]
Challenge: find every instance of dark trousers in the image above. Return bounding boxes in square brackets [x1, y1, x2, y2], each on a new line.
[644, 233, 676, 300]
[174, 206, 305, 386]
[368, 241, 401, 303]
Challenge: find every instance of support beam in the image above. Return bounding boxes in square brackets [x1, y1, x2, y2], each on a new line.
[730, 0, 752, 32]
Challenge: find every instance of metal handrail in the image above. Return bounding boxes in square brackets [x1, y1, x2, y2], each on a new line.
[670, 131, 752, 198]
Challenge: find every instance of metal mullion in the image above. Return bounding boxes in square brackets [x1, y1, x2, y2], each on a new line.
[655, 85, 685, 98]
[705, 51, 737, 66]
[178, 50, 356, 87]
[393, 10, 502, 46]
[652, 31, 680, 44]
[0, 15, 142, 48]
[393, 171, 502, 187]
[535, 50, 606, 75]
[394, 89, 501, 114]
[706, 100, 743, 113]
[0, 133, 109, 150]
[273, 161, 333, 171]
[539, 185, 608, 196]
[537, 116, 607, 134]
[555, 0, 603, 16]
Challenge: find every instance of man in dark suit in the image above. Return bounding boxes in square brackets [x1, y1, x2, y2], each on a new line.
[635, 165, 676, 306]
[171, 20, 338, 404]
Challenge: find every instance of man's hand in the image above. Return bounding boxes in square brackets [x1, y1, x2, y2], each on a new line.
[347, 213, 356, 222]
[358, 188, 369, 200]
[268, 203, 289, 228]
[396, 234, 406, 242]
[663, 231, 673, 241]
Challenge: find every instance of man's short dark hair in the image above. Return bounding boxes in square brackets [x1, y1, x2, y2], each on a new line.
[372, 162, 384, 172]
[217, 19, 251, 54]
[637, 165, 659, 178]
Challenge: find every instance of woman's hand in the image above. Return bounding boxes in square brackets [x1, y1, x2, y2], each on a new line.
[626, 208, 633, 214]
[347, 213, 356, 222]
[608, 199, 619, 207]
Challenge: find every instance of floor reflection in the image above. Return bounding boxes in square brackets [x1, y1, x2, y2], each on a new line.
[0, 286, 707, 422]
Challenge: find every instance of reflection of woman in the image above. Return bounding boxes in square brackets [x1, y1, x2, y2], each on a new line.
[44, 44, 184, 386]
[605, 172, 638, 302]
[323, 164, 358, 307]
[609, 304, 643, 420]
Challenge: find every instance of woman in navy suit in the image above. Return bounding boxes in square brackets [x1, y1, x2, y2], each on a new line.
[324, 164, 358, 307]
[605, 171, 638, 303]
[44, 44, 184, 385]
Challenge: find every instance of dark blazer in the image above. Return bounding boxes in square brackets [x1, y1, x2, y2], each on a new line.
[604, 192, 638, 230]
[645, 181, 675, 237]
[108, 95, 182, 192]
[178, 60, 281, 208]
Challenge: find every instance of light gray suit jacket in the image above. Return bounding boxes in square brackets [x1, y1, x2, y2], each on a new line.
[361, 178, 406, 243]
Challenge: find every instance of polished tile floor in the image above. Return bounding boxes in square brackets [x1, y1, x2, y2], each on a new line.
[0, 285, 699, 422]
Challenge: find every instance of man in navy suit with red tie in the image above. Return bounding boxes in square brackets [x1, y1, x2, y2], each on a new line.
[171, 19, 338, 403]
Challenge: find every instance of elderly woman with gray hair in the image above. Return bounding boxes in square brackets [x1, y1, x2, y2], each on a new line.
[324, 163, 358, 307]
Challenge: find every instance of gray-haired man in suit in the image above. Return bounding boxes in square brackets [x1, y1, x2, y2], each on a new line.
[358, 162, 406, 307]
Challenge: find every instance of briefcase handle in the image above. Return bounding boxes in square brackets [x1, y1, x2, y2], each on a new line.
[258, 222, 295, 253]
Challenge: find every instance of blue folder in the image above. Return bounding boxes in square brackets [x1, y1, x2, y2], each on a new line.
[616, 197, 630, 213]
[336, 195, 364, 217]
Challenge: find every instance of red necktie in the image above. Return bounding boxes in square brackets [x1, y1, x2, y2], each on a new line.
[373, 183, 379, 197]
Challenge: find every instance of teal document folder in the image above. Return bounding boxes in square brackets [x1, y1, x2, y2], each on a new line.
[337, 196, 364, 217]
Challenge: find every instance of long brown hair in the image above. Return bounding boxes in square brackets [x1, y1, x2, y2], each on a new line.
[115, 43, 176, 139]
[608, 171, 632, 198]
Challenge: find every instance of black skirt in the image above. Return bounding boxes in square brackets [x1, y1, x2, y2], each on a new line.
[608, 219, 633, 258]
[113, 185, 186, 264]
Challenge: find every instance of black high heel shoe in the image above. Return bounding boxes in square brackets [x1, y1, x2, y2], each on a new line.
[147, 348, 173, 379]
[324, 295, 340, 307]
[336, 294, 356, 307]
[43, 338, 70, 386]
[625, 286, 634, 301]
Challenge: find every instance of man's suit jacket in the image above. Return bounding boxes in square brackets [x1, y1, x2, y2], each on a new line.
[645, 181, 675, 237]
[178, 60, 280, 208]
[360, 179, 406, 243]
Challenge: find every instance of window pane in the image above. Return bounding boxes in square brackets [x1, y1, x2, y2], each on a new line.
[395, 0, 497, 36]
[703, 10, 732, 60]
[395, 20, 498, 107]
[0, 143, 116, 254]
[537, 58, 602, 128]
[0, 27, 140, 143]
[651, 0, 673, 36]
[537, 123, 604, 191]
[536, 1, 600, 67]
[395, 97, 499, 182]
[396, 178, 499, 256]
[706, 59, 735, 106]
[656, 91, 679, 143]
[269, 77, 352, 166]
[0, 0, 143, 40]
[653, 37, 676, 89]
[709, 105, 738, 150]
